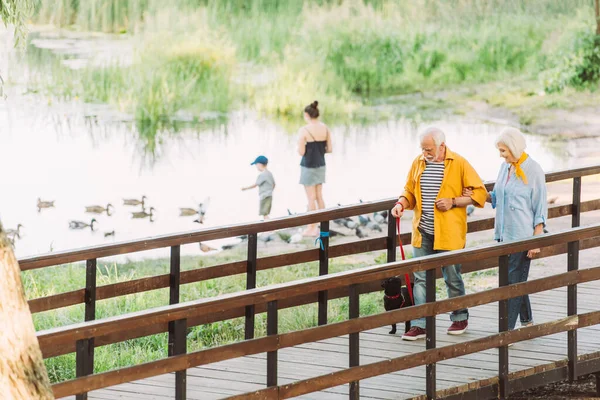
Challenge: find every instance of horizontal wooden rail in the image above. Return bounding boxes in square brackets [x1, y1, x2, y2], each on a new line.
[38, 234, 600, 358]
[37, 224, 600, 355]
[27, 198, 600, 315]
[20, 164, 600, 271]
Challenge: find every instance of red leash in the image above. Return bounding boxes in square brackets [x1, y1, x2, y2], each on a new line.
[395, 204, 414, 305]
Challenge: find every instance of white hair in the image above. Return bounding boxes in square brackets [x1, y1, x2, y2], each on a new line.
[495, 127, 527, 158]
[419, 126, 446, 147]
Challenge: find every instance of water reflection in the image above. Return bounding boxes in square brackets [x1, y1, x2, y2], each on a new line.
[0, 28, 588, 261]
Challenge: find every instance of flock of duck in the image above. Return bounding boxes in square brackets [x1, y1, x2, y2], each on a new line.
[6, 195, 507, 252]
[5, 196, 210, 248]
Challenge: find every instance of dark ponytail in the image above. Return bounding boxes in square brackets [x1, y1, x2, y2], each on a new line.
[304, 100, 319, 119]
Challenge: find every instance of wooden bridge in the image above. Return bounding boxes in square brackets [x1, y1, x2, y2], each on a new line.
[20, 165, 600, 399]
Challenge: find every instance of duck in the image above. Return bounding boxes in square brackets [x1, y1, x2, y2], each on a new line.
[131, 207, 155, 219]
[104, 230, 115, 238]
[69, 218, 97, 230]
[179, 207, 200, 217]
[123, 195, 147, 207]
[5, 224, 24, 238]
[37, 198, 55, 211]
[199, 242, 218, 252]
[85, 203, 114, 215]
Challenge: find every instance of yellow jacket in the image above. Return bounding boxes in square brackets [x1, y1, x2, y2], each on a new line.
[401, 148, 487, 251]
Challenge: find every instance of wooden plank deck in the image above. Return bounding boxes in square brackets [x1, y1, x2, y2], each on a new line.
[66, 280, 600, 400]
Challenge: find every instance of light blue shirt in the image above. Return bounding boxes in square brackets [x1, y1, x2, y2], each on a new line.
[491, 157, 547, 242]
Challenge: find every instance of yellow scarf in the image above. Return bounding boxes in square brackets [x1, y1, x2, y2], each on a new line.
[512, 152, 528, 184]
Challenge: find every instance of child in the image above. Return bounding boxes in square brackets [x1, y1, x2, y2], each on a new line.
[242, 155, 275, 220]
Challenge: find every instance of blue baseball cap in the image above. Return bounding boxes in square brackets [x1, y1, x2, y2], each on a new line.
[251, 155, 268, 165]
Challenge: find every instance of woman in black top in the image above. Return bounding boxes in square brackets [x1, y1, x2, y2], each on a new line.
[297, 101, 333, 236]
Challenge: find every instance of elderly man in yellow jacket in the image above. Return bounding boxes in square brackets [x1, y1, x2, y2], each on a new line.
[392, 127, 487, 340]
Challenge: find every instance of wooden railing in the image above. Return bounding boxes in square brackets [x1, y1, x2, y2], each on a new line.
[20, 164, 600, 399]
[41, 226, 600, 399]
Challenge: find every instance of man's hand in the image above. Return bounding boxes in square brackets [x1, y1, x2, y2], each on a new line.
[435, 198, 453, 211]
[391, 204, 404, 218]
[462, 187, 474, 197]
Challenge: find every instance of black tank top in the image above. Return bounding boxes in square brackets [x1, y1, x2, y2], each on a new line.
[300, 127, 327, 168]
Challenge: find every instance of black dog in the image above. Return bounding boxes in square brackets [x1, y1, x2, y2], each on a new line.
[381, 276, 414, 334]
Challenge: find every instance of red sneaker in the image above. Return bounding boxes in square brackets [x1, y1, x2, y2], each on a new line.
[402, 326, 426, 341]
[447, 320, 468, 335]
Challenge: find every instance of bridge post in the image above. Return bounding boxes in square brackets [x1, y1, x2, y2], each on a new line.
[245, 233, 258, 340]
[267, 300, 278, 387]
[568, 176, 581, 382]
[386, 215, 396, 263]
[76, 258, 96, 400]
[349, 284, 360, 400]
[498, 254, 509, 399]
[318, 221, 330, 326]
[425, 268, 436, 400]
[168, 245, 186, 400]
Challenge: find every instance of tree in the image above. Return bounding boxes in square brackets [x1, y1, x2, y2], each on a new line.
[0, 225, 54, 398]
[1, 3, 54, 397]
[0, 0, 33, 44]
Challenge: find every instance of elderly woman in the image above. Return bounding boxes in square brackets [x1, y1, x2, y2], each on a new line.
[488, 127, 548, 330]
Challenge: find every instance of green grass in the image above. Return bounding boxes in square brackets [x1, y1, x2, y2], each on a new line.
[25, 248, 388, 383]
[25, 0, 600, 129]
[25, 243, 493, 384]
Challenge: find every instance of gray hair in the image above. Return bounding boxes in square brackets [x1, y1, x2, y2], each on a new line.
[495, 127, 527, 158]
[419, 126, 446, 147]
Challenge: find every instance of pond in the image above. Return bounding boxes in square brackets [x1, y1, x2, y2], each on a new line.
[0, 29, 585, 260]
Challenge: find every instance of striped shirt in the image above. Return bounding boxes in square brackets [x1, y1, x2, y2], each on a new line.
[419, 161, 445, 235]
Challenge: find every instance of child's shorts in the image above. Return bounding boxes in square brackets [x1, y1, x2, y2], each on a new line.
[259, 196, 272, 216]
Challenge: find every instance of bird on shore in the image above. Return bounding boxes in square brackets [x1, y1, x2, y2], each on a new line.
[69, 218, 97, 230]
[258, 233, 275, 244]
[277, 231, 292, 242]
[358, 215, 370, 226]
[288, 232, 303, 244]
[104, 230, 115, 238]
[367, 221, 383, 232]
[123, 195, 147, 207]
[5, 224, 23, 239]
[85, 203, 114, 215]
[198, 197, 210, 216]
[466, 205, 475, 217]
[37, 198, 55, 211]
[355, 226, 368, 239]
[329, 229, 346, 237]
[132, 207, 155, 220]
[199, 242, 217, 252]
[373, 211, 388, 224]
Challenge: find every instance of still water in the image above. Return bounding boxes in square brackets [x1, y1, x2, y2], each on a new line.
[0, 30, 585, 261]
